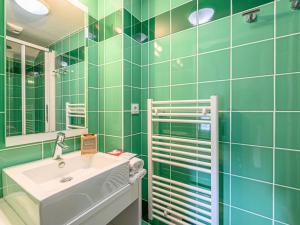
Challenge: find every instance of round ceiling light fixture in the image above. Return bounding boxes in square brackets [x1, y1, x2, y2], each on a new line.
[15, 0, 50, 16]
[188, 8, 214, 26]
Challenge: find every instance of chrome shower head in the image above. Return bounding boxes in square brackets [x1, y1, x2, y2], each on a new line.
[291, 0, 300, 9]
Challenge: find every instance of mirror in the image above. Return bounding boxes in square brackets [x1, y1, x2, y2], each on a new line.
[5, 0, 87, 145]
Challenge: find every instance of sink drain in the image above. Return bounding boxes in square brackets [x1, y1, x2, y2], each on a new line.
[60, 177, 73, 183]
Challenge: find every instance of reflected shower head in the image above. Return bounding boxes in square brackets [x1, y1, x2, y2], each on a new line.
[291, 0, 300, 9]
[242, 8, 260, 23]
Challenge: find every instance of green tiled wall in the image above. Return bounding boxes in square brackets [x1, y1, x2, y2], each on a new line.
[49, 30, 86, 130]
[87, 3, 124, 152]
[139, 0, 300, 225]
[6, 53, 45, 137]
[6, 57, 22, 136]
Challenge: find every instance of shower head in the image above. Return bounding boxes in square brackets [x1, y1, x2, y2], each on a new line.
[242, 8, 260, 23]
[291, 0, 300, 9]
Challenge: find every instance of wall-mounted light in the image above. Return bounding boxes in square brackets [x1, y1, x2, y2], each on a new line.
[242, 8, 260, 23]
[188, 8, 215, 26]
[15, 0, 50, 16]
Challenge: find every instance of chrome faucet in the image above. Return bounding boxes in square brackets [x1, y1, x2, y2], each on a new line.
[53, 132, 69, 160]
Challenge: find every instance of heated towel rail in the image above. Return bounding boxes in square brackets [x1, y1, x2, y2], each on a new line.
[66, 103, 86, 130]
[148, 96, 219, 225]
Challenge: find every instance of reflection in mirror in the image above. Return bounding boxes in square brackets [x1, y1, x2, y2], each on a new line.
[6, 0, 87, 139]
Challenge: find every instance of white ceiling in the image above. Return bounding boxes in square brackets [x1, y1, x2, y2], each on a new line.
[6, 0, 85, 47]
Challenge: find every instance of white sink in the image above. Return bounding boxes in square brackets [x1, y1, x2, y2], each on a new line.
[2, 152, 129, 225]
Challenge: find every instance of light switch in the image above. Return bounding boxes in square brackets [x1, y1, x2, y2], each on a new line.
[131, 103, 139, 114]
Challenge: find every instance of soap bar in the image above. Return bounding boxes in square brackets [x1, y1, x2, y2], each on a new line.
[81, 134, 97, 155]
[106, 150, 137, 159]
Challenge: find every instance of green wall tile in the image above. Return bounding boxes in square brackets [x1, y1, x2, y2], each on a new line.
[171, 0, 193, 9]
[132, 64, 141, 87]
[232, 144, 273, 182]
[219, 143, 230, 173]
[124, 34, 132, 61]
[219, 112, 230, 142]
[231, 207, 272, 225]
[99, 42, 105, 65]
[149, 0, 170, 18]
[124, 112, 132, 136]
[149, 87, 170, 101]
[105, 35, 123, 63]
[141, 66, 149, 88]
[141, 0, 149, 21]
[276, 112, 300, 150]
[0, 0, 4, 37]
[141, 44, 149, 65]
[171, 84, 197, 100]
[132, 40, 142, 65]
[123, 61, 132, 86]
[275, 186, 300, 225]
[232, 76, 274, 111]
[132, 0, 142, 20]
[149, 62, 170, 87]
[198, 81, 230, 111]
[171, 27, 197, 59]
[220, 204, 230, 225]
[88, 64, 98, 88]
[0, 75, 4, 112]
[0, 144, 43, 170]
[198, 49, 230, 82]
[105, 0, 123, 17]
[276, 73, 300, 111]
[232, 3, 274, 46]
[105, 87, 122, 111]
[0, 37, 4, 75]
[219, 173, 230, 204]
[88, 112, 99, 133]
[105, 10, 122, 39]
[88, 88, 99, 111]
[232, 112, 273, 146]
[277, 34, 300, 74]
[105, 112, 122, 136]
[149, 11, 171, 40]
[275, 149, 300, 189]
[198, 17, 230, 53]
[0, 113, 5, 147]
[88, 44, 98, 65]
[232, 176, 273, 217]
[149, 36, 170, 64]
[277, 0, 300, 36]
[171, 56, 197, 85]
[232, 0, 273, 14]
[232, 40, 274, 78]
[104, 61, 122, 87]
[105, 135, 123, 151]
[133, 134, 142, 154]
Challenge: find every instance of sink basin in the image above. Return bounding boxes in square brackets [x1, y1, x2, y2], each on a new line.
[2, 152, 129, 225]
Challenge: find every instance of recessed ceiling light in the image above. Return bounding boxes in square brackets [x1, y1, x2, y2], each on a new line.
[15, 0, 49, 16]
[188, 8, 215, 26]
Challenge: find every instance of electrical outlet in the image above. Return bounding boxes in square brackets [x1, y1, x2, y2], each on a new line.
[131, 103, 139, 114]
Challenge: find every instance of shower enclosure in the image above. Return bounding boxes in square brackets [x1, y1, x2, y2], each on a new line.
[6, 37, 55, 137]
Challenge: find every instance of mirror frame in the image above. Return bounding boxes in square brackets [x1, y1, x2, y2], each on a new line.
[5, 0, 89, 147]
